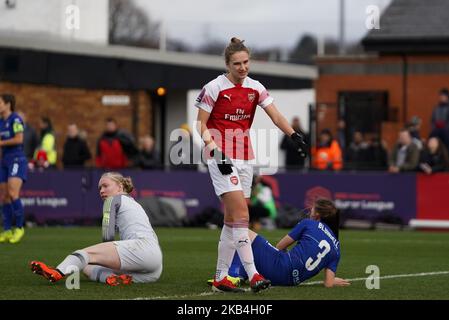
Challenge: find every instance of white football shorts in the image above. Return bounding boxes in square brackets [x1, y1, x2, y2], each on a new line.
[207, 159, 253, 198]
[113, 238, 163, 282]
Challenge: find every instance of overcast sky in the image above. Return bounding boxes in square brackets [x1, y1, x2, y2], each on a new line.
[134, 0, 392, 50]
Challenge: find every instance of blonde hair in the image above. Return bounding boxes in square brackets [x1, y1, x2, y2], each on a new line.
[101, 172, 134, 194]
[224, 37, 250, 64]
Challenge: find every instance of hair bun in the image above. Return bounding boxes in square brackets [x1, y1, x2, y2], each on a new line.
[123, 177, 134, 194]
[231, 37, 243, 44]
[224, 37, 250, 64]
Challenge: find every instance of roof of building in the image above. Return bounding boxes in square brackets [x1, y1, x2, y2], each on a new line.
[0, 32, 316, 90]
[362, 0, 449, 53]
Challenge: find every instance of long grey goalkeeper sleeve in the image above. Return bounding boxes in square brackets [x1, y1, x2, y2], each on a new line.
[102, 195, 121, 242]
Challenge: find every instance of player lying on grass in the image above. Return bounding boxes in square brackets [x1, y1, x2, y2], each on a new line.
[30, 172, 163, 286]
[210, 199, 350, 288]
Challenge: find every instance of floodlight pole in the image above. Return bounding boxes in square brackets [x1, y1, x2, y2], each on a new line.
[160, 18, 167, 52]
[339, 0, 346, 55]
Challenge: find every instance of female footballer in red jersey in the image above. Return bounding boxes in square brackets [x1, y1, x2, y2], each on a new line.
[195, 37, 307, 292]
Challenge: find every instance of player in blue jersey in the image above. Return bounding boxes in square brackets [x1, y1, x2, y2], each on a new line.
[0, 94, 28, 244]
[226, 198, 350, 287]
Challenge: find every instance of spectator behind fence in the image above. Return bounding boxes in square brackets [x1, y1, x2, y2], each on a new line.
[430, 88, 449, 149]
[17, 111, 38, 162]
[136, 135, 161, 170]
[280, 117, 309, 170]
[365, 134, 388, 171]
[388, 129, 420, 173]
[312, 129, 343, 171]
[418, 137, 449, 175]
[406, 116, 423, 150]
[62, 123, 92, 168]
[33, 117, 57, 168]
[96, 118, 138, 169]
[336, 119, 347, 154]
[344, 131, 369, 170]
[169, 123, 198, 171]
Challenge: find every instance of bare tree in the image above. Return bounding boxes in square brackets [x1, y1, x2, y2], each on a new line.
[109, 0, 159, 48]
[289, 34, 318, 65]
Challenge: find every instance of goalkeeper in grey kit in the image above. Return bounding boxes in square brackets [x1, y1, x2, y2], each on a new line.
[30, 172, 163, 286]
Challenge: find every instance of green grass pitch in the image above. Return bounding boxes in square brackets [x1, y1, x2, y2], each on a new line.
[1, 227, 449, 300]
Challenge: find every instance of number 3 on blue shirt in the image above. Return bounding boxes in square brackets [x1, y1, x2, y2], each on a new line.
[305, 240, 331, 271]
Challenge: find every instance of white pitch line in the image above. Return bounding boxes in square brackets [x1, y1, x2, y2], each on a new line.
[301, 270, 449, 286]
[133, 291, 216, 300]
[131, 270, 449, 300]
[344, 239, 449, 245]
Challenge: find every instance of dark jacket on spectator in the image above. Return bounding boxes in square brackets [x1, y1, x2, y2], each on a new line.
[280, 132, 309, 169]
[62, 136, 91, 168]
[136, 149, 162, 170]
[430, 103, 449, 150]
[23, 124, 39, 160]
[365, 142, 388, 170]
[344, 142, 369, 170]
[389, 143, 420, 171]
[419, 147, 449, 173]
[431, 102, 449, 130]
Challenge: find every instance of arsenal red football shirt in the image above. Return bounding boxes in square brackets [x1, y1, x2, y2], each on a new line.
[195, 75, 274, 160]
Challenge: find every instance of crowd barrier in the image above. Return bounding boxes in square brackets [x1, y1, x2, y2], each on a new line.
[19, 169, 449, 226]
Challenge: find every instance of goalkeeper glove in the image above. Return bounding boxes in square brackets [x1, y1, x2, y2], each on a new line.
[211, 149, 233, 175]
[290, 131, 308, 159]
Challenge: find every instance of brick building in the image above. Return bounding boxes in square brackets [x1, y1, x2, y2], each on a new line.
[0, 81, 151, 167]
[314, 0, 449, 150]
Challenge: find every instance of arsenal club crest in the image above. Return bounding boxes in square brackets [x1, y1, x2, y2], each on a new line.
[230, 176, 239, 185]
[248, 92, 255, 102]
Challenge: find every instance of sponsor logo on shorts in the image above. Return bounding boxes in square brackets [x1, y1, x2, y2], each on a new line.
[292, 269, 300, 285]
[230, 176, 239, 185]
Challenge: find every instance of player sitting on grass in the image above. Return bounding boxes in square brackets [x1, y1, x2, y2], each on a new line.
[209, 199, 350, 288]
[30, 172, 163, 286]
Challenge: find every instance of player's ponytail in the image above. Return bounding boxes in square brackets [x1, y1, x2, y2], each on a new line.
[314, 199, 340, 239]
[122, 176, 134, 194]
[224, 37, 250, 64]
[0, 94, 16, 112]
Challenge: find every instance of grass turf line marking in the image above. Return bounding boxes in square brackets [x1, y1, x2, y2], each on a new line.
[345, 239, 449, 245]
[301, 270, 449, 286]
[131, 270, 449, 300]
[133, 291, 216, 300]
